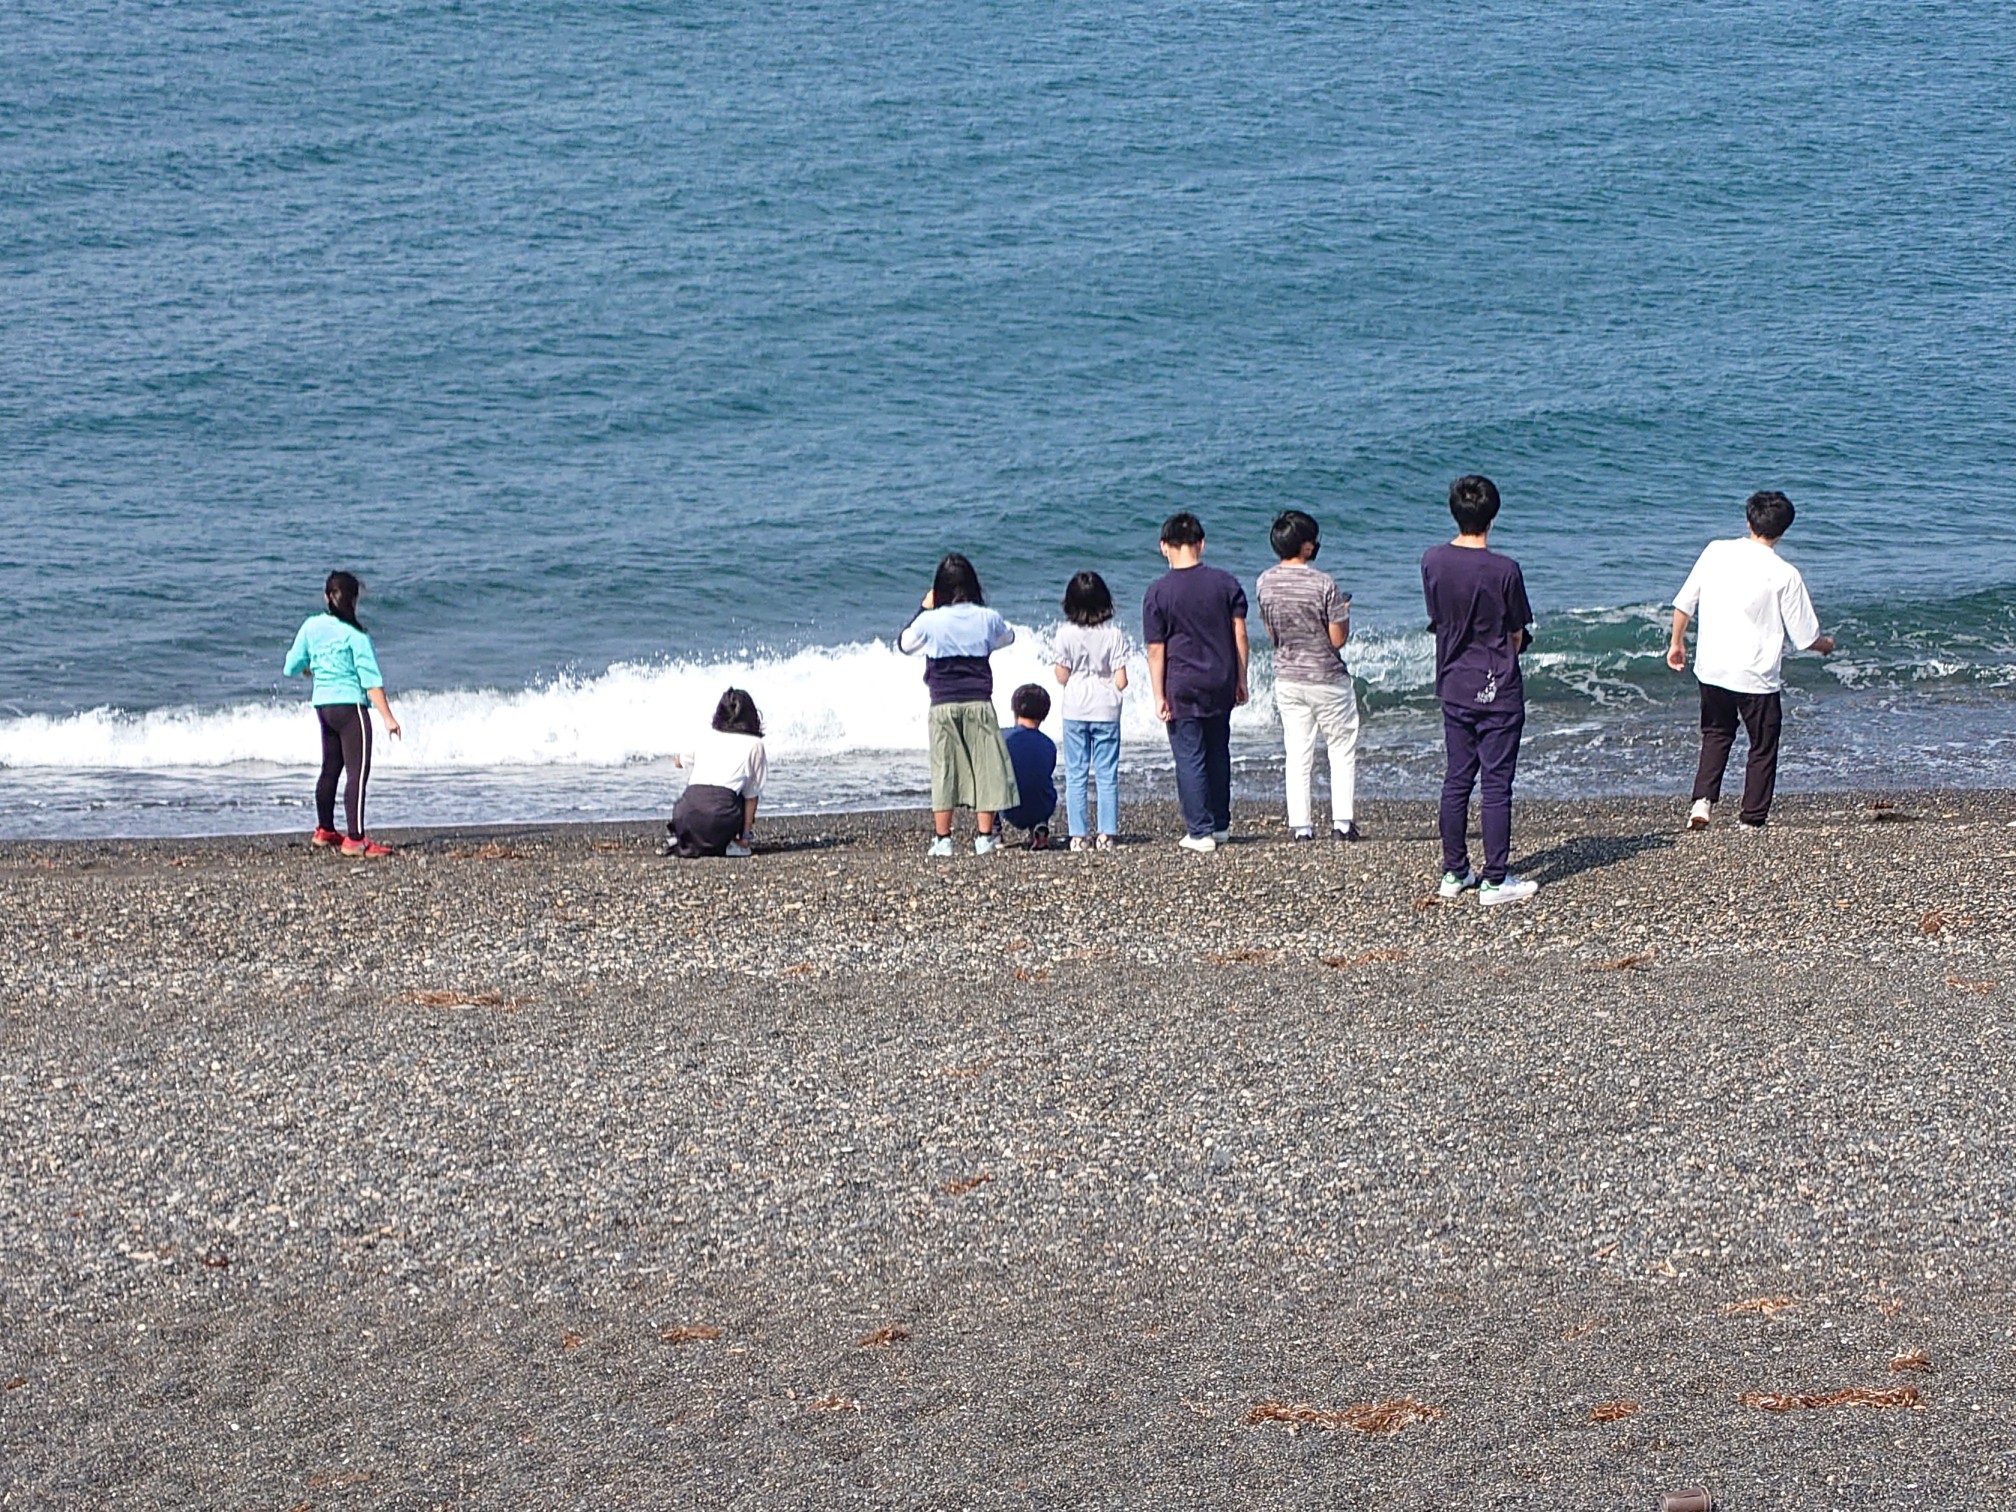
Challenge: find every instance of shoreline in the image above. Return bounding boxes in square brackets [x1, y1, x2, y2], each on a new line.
[3, 783, 2008, 857]
[5, 787, 2014, 1505]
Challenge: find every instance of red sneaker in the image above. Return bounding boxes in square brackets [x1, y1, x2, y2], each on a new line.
[340, 837, 395, 858]
[311, 827, 343, 848]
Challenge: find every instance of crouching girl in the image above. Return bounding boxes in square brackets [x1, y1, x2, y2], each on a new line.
[668, 688, 766, 858]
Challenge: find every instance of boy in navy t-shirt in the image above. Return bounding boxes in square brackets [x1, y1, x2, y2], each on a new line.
[1421, 475, 1538, 904]
[1143, 512, 1250, 851]
[1000, 683, 1059, 849]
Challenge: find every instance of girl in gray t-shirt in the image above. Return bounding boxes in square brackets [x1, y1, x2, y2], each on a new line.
[1050, 571, 1130, 850]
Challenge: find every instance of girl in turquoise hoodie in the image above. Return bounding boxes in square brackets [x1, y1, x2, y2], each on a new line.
[284, 571, 402, 856]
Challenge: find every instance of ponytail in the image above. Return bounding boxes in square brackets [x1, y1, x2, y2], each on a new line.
[324, 571, 366, 632]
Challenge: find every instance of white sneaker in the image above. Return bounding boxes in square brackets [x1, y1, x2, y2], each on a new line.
[724, 841, 752, 858]
[1688, 798, 1712, 831]
[1211, 829, 1230, 844]
[1478, 874, 1539, 906]
[1068, 835, 1092, 853]
[927, 836, 954, 858]
[1438, 868, 1480, 899]
[1178, 834, 1217, 853]
[974, 833, 1001, 856]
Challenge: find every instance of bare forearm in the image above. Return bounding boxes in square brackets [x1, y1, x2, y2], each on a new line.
[367, 686, 401, 736]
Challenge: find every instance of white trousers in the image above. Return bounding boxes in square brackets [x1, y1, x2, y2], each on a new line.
[1276, 679, 1361, 830]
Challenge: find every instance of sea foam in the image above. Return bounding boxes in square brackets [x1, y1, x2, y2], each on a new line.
[0, 624, 1438, 772]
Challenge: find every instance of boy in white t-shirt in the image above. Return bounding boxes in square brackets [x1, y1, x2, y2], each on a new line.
[1666, 491, 1836, 831]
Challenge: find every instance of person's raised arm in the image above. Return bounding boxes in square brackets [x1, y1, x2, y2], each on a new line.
[283, 624, 310, 679]
[897, 591, 933, 654]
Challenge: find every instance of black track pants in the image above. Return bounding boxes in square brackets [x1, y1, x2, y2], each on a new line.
[1691, 683, 1782, 825]
[316, 704, 374, 839]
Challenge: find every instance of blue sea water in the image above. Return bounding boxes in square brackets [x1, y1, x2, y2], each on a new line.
[2, 1, 2013, 835]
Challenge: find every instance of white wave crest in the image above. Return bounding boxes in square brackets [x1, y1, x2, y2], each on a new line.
[0, 623, 1433, 773]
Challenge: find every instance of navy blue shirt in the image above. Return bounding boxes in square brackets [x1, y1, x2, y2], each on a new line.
[1421, 543, 1533, 711]
[1142, 564, 1248, 719]
[1003, 725, 1057, 817]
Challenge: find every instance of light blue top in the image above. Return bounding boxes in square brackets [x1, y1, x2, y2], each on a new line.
[284, 613, 383, 706]
[896, 602, 1014, 659]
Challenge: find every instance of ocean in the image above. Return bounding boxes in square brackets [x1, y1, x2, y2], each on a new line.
[3, 0, 2013, 838]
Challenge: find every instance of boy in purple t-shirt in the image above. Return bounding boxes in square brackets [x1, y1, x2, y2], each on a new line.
[1143, 512, 1249, 851]
[1421, 475, 1538, 904]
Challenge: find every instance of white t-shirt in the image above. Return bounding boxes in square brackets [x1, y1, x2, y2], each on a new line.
[1673, 537, 1822, 694]
[1051, 620, 1129, 722]
[681, 729, 767, 797]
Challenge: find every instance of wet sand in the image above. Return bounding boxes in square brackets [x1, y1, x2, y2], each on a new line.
[3, 791, 2014, 1508]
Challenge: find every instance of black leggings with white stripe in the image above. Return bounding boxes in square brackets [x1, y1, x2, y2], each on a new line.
[316, 704, 374, 840]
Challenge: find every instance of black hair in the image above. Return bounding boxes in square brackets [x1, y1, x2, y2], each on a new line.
[1062, 570, 1115, 627]
[324, 571, 366, 631]
[712, 687, 764, 738]
[1745, 490, 1796, 540]
[1010, 683, 1051, 723]
[1160, 511, 1205, 549]
[1270, 510, 1320, 560]
[1447, 475, 1501, 535]
[932, 552, 985, 607]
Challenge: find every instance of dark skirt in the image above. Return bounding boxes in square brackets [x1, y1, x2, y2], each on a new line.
[670, 782, 744, 858]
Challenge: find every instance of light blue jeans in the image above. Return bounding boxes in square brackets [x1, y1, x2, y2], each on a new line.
[1062, 719, 1122, 837]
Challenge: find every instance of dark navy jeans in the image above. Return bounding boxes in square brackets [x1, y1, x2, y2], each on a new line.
[1439, 703, 1525, 882]
[1168, 712, 1232, 839]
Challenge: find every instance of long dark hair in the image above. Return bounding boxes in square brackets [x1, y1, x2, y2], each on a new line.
[932, 552, 985, 607]
[712, 687, 763, 738]
[1062, 570, 1114, 627]
[324, 571, 366, 631]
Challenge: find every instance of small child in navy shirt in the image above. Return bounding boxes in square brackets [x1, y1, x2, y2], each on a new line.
[1000, 684, 1059, 850]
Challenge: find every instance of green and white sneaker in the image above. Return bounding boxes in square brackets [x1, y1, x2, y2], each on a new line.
[927, 836, 955, 858]
[1478, 874, 1539, 906]
[974, 833, 1002, 856]
[1438, 867, 1481, 899]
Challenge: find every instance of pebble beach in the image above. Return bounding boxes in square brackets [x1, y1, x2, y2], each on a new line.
[4, 792, 2015, 1508]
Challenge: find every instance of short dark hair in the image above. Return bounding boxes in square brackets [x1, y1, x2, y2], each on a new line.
[1745, 490, 1796, 540]
[932, 552, 985, 607]
[1270, 510, 1320, 560]
[1448, 475, 1501, 535]
[1160, 512, 1205, 549]
[1062, 570, 1114, 626]
[1010, 683, 1051, 722]
[712, 687, 763, 738]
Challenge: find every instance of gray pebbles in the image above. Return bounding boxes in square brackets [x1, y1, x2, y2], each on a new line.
[2, 792, 2013, 1508]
